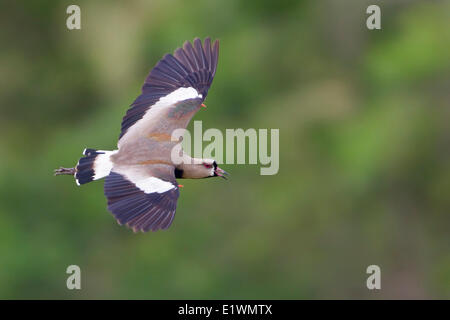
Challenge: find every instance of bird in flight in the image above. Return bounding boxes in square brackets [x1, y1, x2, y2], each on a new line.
[55, 37, 227, 232]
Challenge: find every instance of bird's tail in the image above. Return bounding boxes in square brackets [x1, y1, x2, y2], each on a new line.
[75, 148, 117, 185]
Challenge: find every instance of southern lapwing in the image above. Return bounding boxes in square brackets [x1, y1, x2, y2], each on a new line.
[55, 38, 227, 232]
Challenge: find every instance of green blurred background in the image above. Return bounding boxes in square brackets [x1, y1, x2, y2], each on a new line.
[0, 0, 449, 299]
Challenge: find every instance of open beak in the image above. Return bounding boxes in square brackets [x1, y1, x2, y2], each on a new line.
[215, 167, 229, 180]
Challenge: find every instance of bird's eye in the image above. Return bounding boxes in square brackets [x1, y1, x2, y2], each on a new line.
[203, 163, 212, 169]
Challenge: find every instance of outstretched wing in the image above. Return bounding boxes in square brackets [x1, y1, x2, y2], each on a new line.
[118, 37, 219, 147]
[104, 164, 179, 232]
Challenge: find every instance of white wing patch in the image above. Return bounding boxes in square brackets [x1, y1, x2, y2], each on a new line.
[118, 87, 201, 146]
[159, 87, 201, 104]
[114, 166, 176, 194]
[135, 177, 175, 194]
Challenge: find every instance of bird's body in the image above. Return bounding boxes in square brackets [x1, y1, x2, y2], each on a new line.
[55, 38, 227, 232]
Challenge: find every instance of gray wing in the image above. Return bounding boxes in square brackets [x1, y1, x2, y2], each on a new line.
[118, 38, 219, 147]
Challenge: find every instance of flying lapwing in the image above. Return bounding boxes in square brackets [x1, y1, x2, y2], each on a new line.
[55, 38, 227, 232]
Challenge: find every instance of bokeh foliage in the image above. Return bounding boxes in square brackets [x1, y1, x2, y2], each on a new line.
[0, 0, 449, 299]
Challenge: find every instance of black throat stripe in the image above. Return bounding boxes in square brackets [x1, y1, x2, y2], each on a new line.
[174, 168, 184, 179]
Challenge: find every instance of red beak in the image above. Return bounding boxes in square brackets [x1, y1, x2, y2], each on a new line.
[215, 167, 229, 179]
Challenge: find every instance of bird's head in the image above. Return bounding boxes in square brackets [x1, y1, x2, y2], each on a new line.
[201, 159, 228, 179]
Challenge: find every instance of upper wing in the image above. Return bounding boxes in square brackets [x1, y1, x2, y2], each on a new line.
[104, 163, 180, 232]
[118, 37, 219, 146]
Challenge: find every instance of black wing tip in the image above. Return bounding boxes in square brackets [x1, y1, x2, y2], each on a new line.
[119, 37, 220, 139]
[105, 172, 179, 233]
[174, 37, 219, 89]
[180, 37, 219, 64]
